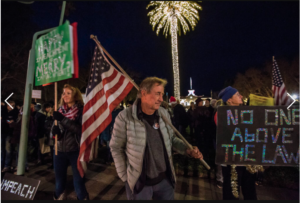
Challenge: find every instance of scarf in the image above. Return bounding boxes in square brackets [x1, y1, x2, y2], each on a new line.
[58, 104, 79, 121]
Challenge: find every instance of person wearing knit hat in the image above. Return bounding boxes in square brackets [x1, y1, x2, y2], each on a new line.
[218, 86, 243, 106]
[214, 87, 257, 200]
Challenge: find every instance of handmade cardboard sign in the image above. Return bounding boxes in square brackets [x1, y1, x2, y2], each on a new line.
[1, 173, 41, 200]
[216, 106, 299, 166]
[249, 94, 274, 106]
[35, 20, 78, 86]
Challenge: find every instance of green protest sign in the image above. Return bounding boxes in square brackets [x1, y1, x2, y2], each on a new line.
[35, 20, 74, 86]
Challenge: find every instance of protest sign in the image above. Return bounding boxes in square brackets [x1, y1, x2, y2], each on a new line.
[216, 106, 299, 166]
[35, 20, 78, 86]
[1, 173, 40, 200]
[32, 90, 42, 99]
[249, 94, 274, 106]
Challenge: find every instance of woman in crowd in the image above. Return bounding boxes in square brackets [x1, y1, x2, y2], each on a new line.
[51, 84, 88, 200]
[215, 86, 259, 200]
[45, 107, 55, 169]
[35, 103, 53, 166]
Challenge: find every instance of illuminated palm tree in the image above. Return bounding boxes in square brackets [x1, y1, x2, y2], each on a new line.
[147, 1, 202, 100]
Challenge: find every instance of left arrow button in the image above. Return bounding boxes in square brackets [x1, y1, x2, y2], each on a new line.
[5, 93, 14, 109]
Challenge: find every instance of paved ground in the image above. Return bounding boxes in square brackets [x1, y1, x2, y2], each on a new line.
[3, 159, 298, 200]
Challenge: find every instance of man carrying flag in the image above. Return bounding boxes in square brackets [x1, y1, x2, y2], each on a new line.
[110, 77, 203, 200]
[77, 45, 133, 177]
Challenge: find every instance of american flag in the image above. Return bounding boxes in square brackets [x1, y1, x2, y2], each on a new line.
[272, 58, 292, 106]
[77, 45, 133, 177]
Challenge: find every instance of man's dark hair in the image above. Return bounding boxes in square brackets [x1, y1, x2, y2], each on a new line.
[205, 98, 211, 102]
[31, 101, 37, 105]
[16, 100, 23, 107]
[195, 98, 203, 106]
[48, 101, 54, 107]
[43, 103, 51, 111]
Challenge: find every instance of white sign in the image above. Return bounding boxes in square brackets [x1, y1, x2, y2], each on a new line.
[32, 90, 42, 99]
[1, 173, 41, 200]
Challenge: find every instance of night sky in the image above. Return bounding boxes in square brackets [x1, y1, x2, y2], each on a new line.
[6, 1, 300, 97]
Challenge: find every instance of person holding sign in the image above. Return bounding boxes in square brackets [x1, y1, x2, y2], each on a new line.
[215, 86, 258, 200]
[50, 84, 88, 200]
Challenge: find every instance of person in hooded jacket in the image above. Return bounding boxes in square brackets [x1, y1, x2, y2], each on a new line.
[51, 84, 88, 200]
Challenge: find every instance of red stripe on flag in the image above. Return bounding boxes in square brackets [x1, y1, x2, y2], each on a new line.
[83, 115, 112, 160]
[80, 81, 133, 156]
[83, 69, 119, 114]
[71, 22, 79, 79]
[82, 76, 126, 132]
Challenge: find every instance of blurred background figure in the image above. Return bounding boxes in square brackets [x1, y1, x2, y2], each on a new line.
[170, 96, 189, 135]
[127, 100, 134, 108]
[1, 100, 19, 173]
[35, 103, 53, 166]
[45, 106, 55, 169]
[210, 99, 217, 109]
[187, 102, 196, 140]
[161, 101, 172, 119]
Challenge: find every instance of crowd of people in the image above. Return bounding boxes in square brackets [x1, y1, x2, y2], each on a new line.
[1, 100, 55, 174]
[1, 78, 265, 200]
[160, 95, 223, 188]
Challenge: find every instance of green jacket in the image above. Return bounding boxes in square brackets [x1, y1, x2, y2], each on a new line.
[110, 99, 188, 193]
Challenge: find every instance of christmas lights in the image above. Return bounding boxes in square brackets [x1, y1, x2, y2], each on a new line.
[147, 1, 202, 99]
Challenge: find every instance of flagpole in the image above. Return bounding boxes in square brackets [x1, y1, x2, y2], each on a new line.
[90, 35, 210, 170]
[90, 35, 139, 90]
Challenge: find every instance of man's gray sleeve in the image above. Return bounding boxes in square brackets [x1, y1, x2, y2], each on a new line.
[109, 112, 128, 182]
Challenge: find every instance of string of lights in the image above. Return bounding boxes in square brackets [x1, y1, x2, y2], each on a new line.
[147, 1, 202, 100]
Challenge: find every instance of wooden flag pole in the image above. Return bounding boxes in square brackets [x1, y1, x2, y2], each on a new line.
[90, 35, 139, 90]
[90, 35, 210, 170]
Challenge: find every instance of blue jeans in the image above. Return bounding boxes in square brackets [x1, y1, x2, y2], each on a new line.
[125, 178, 174, 200]
[1, 134, 12, 168]
[54, 150, 88, 200]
